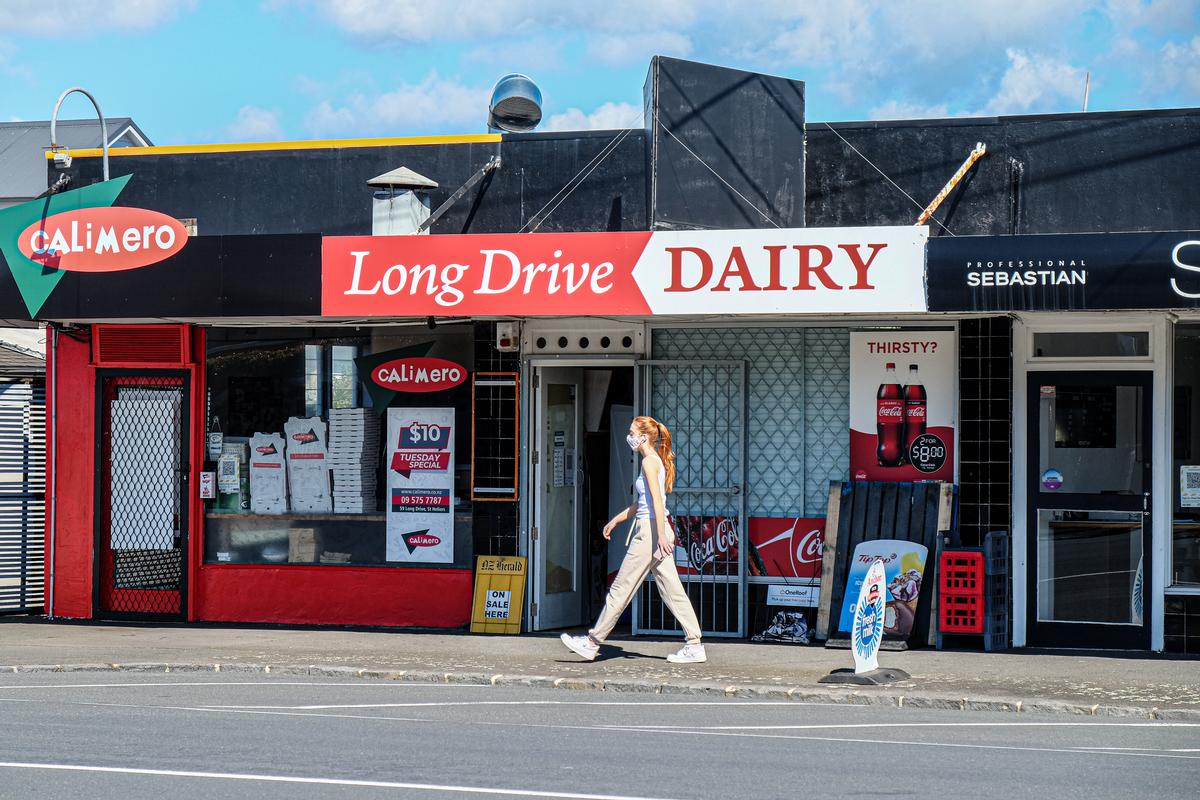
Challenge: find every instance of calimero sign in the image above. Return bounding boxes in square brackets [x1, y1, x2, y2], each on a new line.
[322, 226, 929, 317]
[0, 174, 189, 316]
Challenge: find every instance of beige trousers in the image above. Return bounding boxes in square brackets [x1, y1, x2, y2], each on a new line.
[589, 517, 702, 645]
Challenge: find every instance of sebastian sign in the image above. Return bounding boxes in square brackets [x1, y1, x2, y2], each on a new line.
[372, 357, 467, 393]
[322, 226, 929, 317]
[927, 231, 1200, 312]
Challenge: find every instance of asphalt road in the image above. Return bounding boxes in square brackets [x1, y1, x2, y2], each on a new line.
[0, 672, 1196, 799]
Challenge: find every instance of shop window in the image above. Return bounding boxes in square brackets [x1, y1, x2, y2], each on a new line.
[1032, 331, 1149, 359]
[1171, 325, 1200, 587]
[203, 326, 476, 568]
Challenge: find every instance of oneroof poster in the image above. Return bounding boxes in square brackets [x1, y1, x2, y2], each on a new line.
[849, 331, 956, 482]
[386, 407, 455, 563]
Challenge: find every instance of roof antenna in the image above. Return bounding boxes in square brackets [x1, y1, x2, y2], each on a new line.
[1082, 71, 1091, 113]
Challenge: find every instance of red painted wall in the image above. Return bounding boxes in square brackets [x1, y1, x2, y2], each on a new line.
[45, 330, 96, 619]
[195, 566, 473, 627]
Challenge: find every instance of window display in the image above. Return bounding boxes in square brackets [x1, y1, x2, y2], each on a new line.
[203, 326, 475, 567]
[1172, 325, 1200, 587]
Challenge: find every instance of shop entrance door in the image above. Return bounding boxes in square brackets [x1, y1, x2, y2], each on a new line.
[1027, 371, 1151, 649]
[635, 359, 748, 638]
[94, 372, 190, 620]
[532, 367, 585, 630]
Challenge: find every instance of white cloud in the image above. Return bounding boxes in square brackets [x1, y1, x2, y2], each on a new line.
[304, 0, 698, 41]
[225, 106, 284, 142]
[868, 99, 953, 121]
[1105, 0, 1196, 32]
[1157, 35, 1200, 95]
[544, 101, 643, 131]
[305, 73, 490, 136]
[0, 0, 194, 35]
[980, 49, 1089, 115]
[586, 31, 692, 66]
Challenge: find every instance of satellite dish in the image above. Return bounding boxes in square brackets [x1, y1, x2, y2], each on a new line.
[488, 73, 542, 133]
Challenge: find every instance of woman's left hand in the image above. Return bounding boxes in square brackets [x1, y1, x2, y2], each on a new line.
[654, 535, 675, 561]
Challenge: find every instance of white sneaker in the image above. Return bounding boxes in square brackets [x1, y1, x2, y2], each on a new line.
[667, 643, 707, 664]
[560, 633, 599, 661]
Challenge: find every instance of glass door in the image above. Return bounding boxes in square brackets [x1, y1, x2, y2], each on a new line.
[532, 367, 584, 630]
[1027, 371, 1151, 649]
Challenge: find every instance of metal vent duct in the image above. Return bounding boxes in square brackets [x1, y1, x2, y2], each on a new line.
[488, 73, 542, 133]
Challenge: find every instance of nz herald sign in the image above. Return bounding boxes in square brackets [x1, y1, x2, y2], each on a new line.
[322, 226, 930, 316]
[0, 175, 187, 317]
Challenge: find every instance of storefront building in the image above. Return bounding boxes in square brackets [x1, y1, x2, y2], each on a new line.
[929, 232, 1200, 653]
[3, 57, 1196, 650]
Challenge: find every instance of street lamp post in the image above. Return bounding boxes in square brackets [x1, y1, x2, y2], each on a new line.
[50, 86, 109, 182]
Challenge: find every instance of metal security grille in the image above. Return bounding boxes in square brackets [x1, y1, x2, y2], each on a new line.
[96, 374, 188, 618]
[0, 381, 46, 613]
[634, 360, 747, 638]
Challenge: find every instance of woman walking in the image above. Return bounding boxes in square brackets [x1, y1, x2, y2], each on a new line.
[560, 415, 706, 664]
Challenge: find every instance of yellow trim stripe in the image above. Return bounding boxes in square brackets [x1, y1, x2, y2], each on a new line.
[47, 133, 502, 159]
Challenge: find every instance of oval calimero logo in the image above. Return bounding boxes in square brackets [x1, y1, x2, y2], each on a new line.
[18, 207, 188, 273]
[372, 357, 467, 393]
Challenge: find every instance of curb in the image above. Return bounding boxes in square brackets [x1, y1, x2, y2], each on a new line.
[4, 661, 1198, 721]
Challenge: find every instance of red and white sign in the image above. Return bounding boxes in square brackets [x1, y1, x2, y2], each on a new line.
[669, 515, 824, 580]
[850, 331, 956, 482]
[321, 226, 928, 317]
[372, 357, 466, 393]
[18, 207, 188, 272]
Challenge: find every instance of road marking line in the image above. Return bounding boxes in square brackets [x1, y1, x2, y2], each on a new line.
[605, 727, 1200, 760]
[201, 700, 831, 710]
[0, 762, 681, 800]
[0, 681, 486, 691]
[611, 721, 1200, 731]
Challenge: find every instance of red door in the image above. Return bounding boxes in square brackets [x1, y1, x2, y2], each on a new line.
[95, 372, 190, 619]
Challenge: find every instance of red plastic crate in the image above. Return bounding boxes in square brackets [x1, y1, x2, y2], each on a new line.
[939, 551, 985, 597]
[940, 593, 985, 634]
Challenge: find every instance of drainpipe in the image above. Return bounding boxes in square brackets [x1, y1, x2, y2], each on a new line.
[50, 87, 109, 182]
[47, 325, 57, 618]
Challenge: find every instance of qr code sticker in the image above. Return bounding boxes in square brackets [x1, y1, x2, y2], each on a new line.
[1187, 471, 1200, 490]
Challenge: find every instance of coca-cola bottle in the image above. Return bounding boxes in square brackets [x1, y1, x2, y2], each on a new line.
[904, 364, 927, 454]
[876, 362, 905, 467]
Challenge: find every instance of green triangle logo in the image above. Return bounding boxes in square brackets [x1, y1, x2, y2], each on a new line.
[0, 175, 132, 317]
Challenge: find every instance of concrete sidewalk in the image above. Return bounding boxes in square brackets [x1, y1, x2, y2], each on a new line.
[2, 616, 1197, 718]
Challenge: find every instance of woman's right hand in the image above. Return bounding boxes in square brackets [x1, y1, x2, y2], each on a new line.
[602, 520, 617, 540]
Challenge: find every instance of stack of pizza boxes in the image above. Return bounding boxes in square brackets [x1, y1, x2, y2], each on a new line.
[284, 416, 332, 513]
[328, 408, 380, 514]
[248, 432, 288, 514]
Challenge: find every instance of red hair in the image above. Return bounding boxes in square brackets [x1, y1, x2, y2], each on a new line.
[633, 415, 675, 493]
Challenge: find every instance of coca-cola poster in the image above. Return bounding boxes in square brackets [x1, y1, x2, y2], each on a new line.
[670, 516, 824, 579]
[849, 331, 956, 482]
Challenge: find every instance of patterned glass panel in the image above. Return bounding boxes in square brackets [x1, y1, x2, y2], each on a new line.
[651, 327, 849, 519]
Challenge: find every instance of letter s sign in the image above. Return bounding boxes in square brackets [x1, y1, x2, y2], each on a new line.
[1170, 240, 1200, 299]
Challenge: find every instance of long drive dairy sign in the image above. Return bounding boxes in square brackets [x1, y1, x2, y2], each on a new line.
[322, 226, 929, 316]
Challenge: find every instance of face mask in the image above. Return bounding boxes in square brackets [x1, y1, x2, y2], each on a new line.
[626, 433, 646, 451]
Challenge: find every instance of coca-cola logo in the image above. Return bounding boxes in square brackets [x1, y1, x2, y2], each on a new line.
[905, 405, 927, 419]
[756, 520, 825, 578]
[878, 405, 903, 417]
[684, 518, 738, 571]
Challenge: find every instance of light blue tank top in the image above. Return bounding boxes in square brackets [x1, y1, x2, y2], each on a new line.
[635, 467, 668, 521]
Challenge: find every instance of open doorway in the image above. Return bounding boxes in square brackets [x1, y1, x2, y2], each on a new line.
[531, 364, 635, 631]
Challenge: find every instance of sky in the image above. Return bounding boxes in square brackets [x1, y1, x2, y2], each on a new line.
[1, 0, 1197, 145]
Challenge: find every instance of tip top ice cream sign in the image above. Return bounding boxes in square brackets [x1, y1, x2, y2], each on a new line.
[322, 226, 929, 317]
